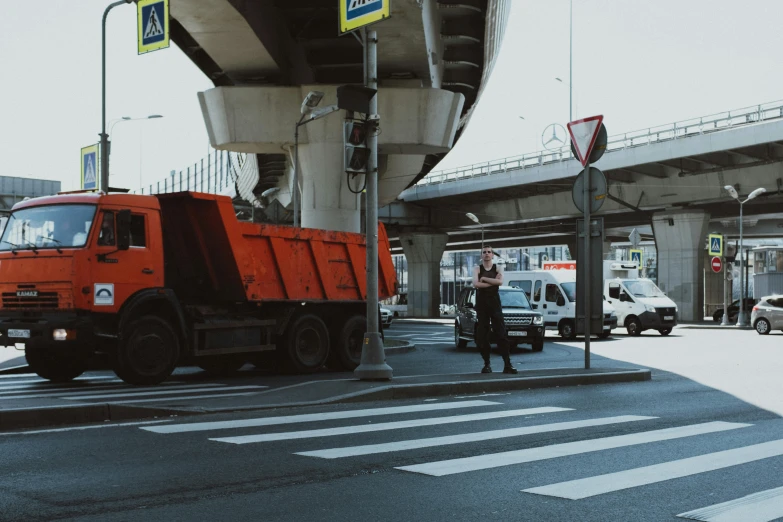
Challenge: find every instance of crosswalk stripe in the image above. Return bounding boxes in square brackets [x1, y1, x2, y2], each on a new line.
[296, 415, 657, 459]
[210, 407, 572, 445]
[523, 438, 783, 500]
[0, 382, 213, 397]
[397, 421, 751, 477]
[677, 485, 783, 522]
[140, 400, 504, 434]
[79, 391, 265, 404]
[0, 374, 119, 381]
[60, 385, 265, 400]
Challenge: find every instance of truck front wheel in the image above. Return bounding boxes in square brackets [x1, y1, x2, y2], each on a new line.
[114, 315, 180, 385]
[285, 314, 330, 373]
[25, 340, 87, 382]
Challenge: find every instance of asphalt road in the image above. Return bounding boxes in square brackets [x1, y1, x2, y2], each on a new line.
[1, 322, 783, 521]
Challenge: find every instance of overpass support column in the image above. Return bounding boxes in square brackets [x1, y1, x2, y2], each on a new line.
[652, 210, 710, 322]
[400, 233, 448, 318]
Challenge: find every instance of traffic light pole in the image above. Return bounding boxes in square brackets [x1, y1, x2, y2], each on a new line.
[355, 28, 392, 380]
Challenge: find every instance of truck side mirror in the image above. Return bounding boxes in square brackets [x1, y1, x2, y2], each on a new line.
[556, 295, 565, 307]
[609, 285, 620, 299]
[620, 292, 632, 302]
[116, 210, 131, 251]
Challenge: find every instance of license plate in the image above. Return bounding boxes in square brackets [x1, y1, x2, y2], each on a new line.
[8, 329, 30, 339]
[508, 331, 527, 337]
[664, 316, 674, 321]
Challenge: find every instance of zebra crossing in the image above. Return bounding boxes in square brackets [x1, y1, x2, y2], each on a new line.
[0, 374, 268, 405]
[140, 399, 783, 521]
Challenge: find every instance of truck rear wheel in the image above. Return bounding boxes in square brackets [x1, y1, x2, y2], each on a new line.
[114, 315, 180, 385]
[284, 314, 330, 373]
[25, 340, 87, 382]
[332, 315, 366, 370]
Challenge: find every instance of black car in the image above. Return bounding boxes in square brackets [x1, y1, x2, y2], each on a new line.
[712, 298, 756, 323]
[454, 286, 545, 352]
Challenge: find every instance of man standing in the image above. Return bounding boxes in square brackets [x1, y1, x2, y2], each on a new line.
[472, 245, 517, 374]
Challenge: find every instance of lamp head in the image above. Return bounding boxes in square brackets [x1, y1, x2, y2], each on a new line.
[465, 212, 480, 224]
[147, 114, 163, 119]
[724, 185, 739, 200]
[300, 91, 325, 114]
[747, 187, 766, 201]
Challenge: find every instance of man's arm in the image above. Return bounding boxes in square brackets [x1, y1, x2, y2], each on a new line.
[481, 267, 504, 286]
[473, 266, 491, 288]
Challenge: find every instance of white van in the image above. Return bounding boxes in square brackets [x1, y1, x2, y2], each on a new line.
[604, 278, 678, 336]
[504, 270, 618, 339]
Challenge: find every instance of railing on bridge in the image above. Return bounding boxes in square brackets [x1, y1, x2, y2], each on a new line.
[136, 149, 241, 196]
[417, 99, 783, 186]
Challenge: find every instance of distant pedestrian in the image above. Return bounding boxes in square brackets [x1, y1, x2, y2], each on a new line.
[472, 245, 517, 374]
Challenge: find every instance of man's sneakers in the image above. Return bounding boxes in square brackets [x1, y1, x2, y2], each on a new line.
[503, 364, 518, 374]
[481, 364, 492, 374]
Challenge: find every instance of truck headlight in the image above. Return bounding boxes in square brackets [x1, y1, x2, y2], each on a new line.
[645, 304, 656, 313]
[533, 316, 543, 325]
[53, 329, 76, 341]
[610, 311, 617, 317]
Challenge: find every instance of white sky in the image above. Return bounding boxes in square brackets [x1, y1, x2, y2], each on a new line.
[3, 0, 783, 191]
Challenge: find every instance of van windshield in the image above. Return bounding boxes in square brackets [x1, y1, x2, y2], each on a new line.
[499, 288, 532, 309]
[560, 282, 576, 302]
[624, 279, 666, 298]
[0, 205, 97, 251]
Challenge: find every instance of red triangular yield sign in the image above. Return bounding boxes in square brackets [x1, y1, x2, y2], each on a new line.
[567, 115, 604, 166]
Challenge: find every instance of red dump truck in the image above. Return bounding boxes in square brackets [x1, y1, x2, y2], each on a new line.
[0, 191, 397, 384]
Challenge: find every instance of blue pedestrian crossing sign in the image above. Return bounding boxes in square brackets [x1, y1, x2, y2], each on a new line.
[339, 0, 391, 34]
[80, 144, 99, 191]
[708, 234, 723, 257]
[630, 249, 643, 266]
[137, 0, 169, 55]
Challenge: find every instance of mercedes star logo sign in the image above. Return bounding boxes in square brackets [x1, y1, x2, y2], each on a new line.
[542, 123, 567, 151]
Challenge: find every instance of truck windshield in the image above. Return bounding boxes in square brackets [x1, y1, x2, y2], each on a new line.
[560, 282, 577, 302]
[0, 205, 97, 251]
[623, 279, 666, 298]
[499, 288, 532, 309]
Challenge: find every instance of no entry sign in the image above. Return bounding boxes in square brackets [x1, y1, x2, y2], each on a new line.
[711, 256, 723, 273]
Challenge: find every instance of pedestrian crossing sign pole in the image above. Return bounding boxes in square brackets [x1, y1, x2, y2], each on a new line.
[81, 144, 100, 192]
[137, 0, 169, 55]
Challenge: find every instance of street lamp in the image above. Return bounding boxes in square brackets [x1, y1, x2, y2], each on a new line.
[292, 91, 340, 227]
[724, 185, 766, 327]
[465, 212, 484, 248]
[108, 115, 164, 191]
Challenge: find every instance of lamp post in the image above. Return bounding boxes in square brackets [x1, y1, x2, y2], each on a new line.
[554, 0, 573, 121]
[465, 212, 484, 247]
[100, 0, 134, 193]
[724, 185, 766, 327]
[108, 115, 164, 191]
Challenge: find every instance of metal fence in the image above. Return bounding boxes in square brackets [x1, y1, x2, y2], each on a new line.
[417, 100, 783, 186]
[137, 149, 240, 196]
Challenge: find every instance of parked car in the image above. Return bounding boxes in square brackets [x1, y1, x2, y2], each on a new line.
[751, 295, 783, 334]
[380, 307, 393, 328]
[713, 298, 757, 323]
[454, 286, 545, 351]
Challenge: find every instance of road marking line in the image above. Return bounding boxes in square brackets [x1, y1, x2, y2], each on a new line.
[397, 421, 750, 477]
[296, 415, 655, 459]
[0, 381, 198, 396]
[524, 438, 783, 501]
[210, 407, 572, 445]
[0, 375, 119, 382]
[455, 393, 511, 399]
[141, 400, 503, 434]
[0, 419, 172, 436]
[2, 383, 226, 400]
[84, 391, 264, 404]
[60, 385, 262, 400]
[677, 484, 783, 521]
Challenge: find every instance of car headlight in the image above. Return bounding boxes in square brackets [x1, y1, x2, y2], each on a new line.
[645, 304, 656, 313]
[674, 306, 678, 313]
[533, 315, 543, 325]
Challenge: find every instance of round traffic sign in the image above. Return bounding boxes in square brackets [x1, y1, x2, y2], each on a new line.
[570, 123, 608, 163]
[572, 167, 607, 213]
[711, 256, 722, 273]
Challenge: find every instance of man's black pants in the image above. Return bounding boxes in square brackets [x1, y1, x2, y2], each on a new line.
[476, 300, 511, 365]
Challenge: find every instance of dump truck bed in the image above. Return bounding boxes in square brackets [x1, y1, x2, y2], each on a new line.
[158, 192, 396, 303]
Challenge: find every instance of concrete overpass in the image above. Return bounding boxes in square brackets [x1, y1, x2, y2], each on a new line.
[384, 101, 783, 319]
[169, 0, 512, 232]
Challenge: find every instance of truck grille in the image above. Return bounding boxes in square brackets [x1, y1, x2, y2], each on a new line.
[505, 314, 533, 326]
[656, 307, 675, 315]
[2, 292, 59, 309]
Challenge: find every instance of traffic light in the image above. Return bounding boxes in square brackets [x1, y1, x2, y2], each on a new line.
[344, 120, 370, 175]
[725, 242, 737, 263]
